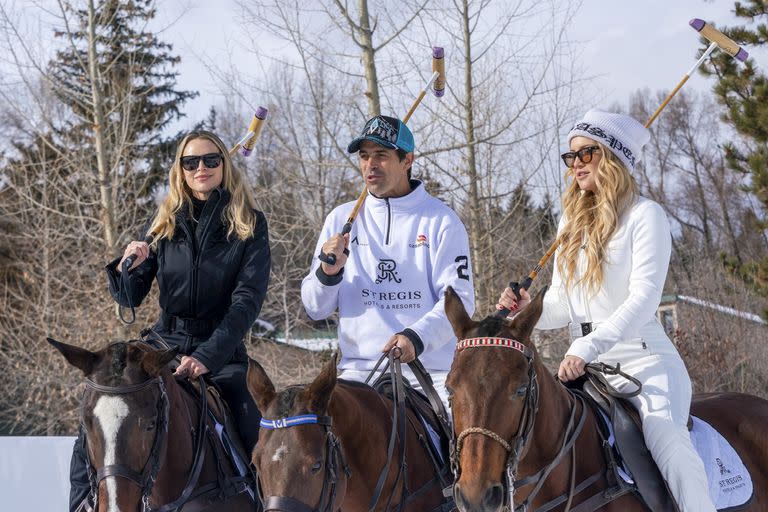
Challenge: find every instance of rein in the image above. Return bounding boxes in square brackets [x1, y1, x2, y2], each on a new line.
[258, 414, 350, 512]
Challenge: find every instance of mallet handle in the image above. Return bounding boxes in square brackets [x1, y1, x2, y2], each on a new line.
[318, 190, 367, 265]
[495, 240, 558, 318]
[645, 42, 717, 128]
[403, 71, 440, 123]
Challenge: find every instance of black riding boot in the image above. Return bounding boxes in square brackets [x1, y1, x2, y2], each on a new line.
[69, 428, 93, 512]
[211, 362, 262, 455]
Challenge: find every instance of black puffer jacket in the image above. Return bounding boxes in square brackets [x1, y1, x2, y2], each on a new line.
[106, 188, 271, 374]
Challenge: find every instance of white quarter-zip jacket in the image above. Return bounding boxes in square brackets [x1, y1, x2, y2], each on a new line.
[301, 181, 475, 372]
[537, 195, 679, 363]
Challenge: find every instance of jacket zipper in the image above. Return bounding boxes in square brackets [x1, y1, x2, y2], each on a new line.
[177, 219, 196, 353]
[385, 198, 391, 245]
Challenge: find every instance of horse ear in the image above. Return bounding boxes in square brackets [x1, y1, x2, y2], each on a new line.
[509, 286, 547, 341]
[141, 348, 178, 376]
[444, 286, 474, 339]
[47, 337, 98, 376]
[247, 357, 276, 413]
[303, 355, 337, 413]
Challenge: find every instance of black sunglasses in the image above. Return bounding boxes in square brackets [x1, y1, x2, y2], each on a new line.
[180, 153, 222, 172]
[561, 146, 600, 168]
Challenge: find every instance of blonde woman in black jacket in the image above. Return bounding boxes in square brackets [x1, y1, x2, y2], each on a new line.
[68, 130, 270, 512]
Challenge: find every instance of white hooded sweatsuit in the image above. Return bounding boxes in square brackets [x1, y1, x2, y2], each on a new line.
[301, 181, 475, 405]
[537, 196, 715, 511]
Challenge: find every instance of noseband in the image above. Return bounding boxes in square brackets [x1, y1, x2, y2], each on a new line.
[259, 414, 351, 512]
[450, 337, 540, 509]
[82, 375, 169, 512]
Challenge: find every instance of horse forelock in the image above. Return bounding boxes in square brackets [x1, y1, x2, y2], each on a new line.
[109, 342, 128, 378]
[273, 386, 305, 417]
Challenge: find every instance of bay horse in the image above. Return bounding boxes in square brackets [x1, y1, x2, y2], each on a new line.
[442, 287, 768, 512]
[49, 338, 257, 512]
[246, 355, 453, 512]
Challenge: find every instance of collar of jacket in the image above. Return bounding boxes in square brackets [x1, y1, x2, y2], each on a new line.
[175, 187, 230, 232]
[367, 180, 426, 213]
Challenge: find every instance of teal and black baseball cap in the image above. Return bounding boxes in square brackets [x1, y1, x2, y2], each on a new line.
[347, 115, 415, 154]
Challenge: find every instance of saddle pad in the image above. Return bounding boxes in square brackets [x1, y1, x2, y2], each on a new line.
[689, 416, 753, 510]
[607, 414, 753, 510]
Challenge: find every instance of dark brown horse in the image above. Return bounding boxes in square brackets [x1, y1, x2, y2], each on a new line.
[50, 338, 256, 512]
[443, 287, 768, 512]
[246, 356, 453, 512]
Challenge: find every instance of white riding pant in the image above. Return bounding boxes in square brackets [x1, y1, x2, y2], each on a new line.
[599, 351, 716, 512]
[338, 368, 451, 415]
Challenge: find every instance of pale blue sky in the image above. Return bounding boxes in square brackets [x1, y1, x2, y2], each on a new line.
[152, 0, 753, 127]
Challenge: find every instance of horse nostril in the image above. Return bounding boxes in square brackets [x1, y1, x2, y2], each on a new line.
[453, 483, 470, 512]
[482, 483, 504, 511]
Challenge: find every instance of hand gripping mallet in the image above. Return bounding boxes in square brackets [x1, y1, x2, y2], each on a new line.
[496, 20, 750, 317]
[318, 47, 445, 265]
[119, 109, 269, 324]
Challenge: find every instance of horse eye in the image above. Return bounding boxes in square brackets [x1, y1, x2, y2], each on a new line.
[311, 460, 323, 473]
[514, 386, 528, 397]
[145, 420, 157, 431]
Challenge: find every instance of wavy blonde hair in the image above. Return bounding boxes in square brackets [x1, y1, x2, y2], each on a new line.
[556, 141, 638, 295]
[149, 131, 258, 243]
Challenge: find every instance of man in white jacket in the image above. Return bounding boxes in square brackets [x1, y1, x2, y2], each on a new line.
[301, 115, 475, 406]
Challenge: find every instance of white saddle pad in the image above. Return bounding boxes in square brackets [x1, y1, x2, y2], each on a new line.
[603, 412, 752, 510]
[689, 416, 753, 510]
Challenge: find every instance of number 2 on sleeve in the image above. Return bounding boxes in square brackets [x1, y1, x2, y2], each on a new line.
[455, 255, 469, 281]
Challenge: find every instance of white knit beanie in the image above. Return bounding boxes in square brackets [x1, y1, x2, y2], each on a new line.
[567, 109, 650, 170]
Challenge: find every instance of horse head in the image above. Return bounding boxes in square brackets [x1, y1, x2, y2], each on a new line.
[444, 286, 546, 512]
[49, 338, 177, 512]
[247, 354, 347, 512]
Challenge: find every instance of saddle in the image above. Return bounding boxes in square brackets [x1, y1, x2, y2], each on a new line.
[575, 363, 679, 512]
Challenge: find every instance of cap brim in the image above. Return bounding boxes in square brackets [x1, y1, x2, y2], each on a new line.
[347, 135, 399, 153]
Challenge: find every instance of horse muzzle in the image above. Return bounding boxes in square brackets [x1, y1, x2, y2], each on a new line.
[453, 481, 505, 512]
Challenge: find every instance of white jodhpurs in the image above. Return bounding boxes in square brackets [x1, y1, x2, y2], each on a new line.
[338, 367, 451, 413]
[601, 353, 716, 512]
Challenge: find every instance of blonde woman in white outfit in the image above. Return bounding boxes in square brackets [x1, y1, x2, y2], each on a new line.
[497, 109, 716, 512]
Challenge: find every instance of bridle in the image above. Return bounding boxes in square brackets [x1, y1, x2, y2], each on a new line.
[82, 375, 169, 512]
[82, 365, 219, 512]
[450, 337, 541, 509]
[258, 414, 351, 512]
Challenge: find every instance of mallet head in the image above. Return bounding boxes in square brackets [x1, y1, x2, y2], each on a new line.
[690, 18, 749, 62]
[241, 106, 269, 157]
[432, 46, 446, 97]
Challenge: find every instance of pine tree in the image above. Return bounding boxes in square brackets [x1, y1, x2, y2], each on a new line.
[47, 0, 197, 249]
[699, 1, 768, 311]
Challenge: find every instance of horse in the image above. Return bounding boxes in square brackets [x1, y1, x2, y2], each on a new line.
[246, 355, 454, 512]
[442, 287, 768, 512]
[49, 338, 257, 512]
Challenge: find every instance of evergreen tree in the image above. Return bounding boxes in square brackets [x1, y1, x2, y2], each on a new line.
[699, 1, 768, 310]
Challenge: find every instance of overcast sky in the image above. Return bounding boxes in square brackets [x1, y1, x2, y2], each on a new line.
[149, 0, 751, 127]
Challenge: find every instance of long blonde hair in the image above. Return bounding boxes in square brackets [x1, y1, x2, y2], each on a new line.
[149, 131, 257, 243]
[556, 141, 637, 294]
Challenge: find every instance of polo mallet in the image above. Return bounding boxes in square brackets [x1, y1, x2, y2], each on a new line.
[119, 109, 269, 324]
[318, 47, 445, 266]
[496, 19, 750, 318]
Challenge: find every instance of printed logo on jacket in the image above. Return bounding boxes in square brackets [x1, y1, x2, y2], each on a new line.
[362, 258, 423, 311]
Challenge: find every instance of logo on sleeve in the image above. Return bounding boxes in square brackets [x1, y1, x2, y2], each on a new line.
[375, 259, 402, 284]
